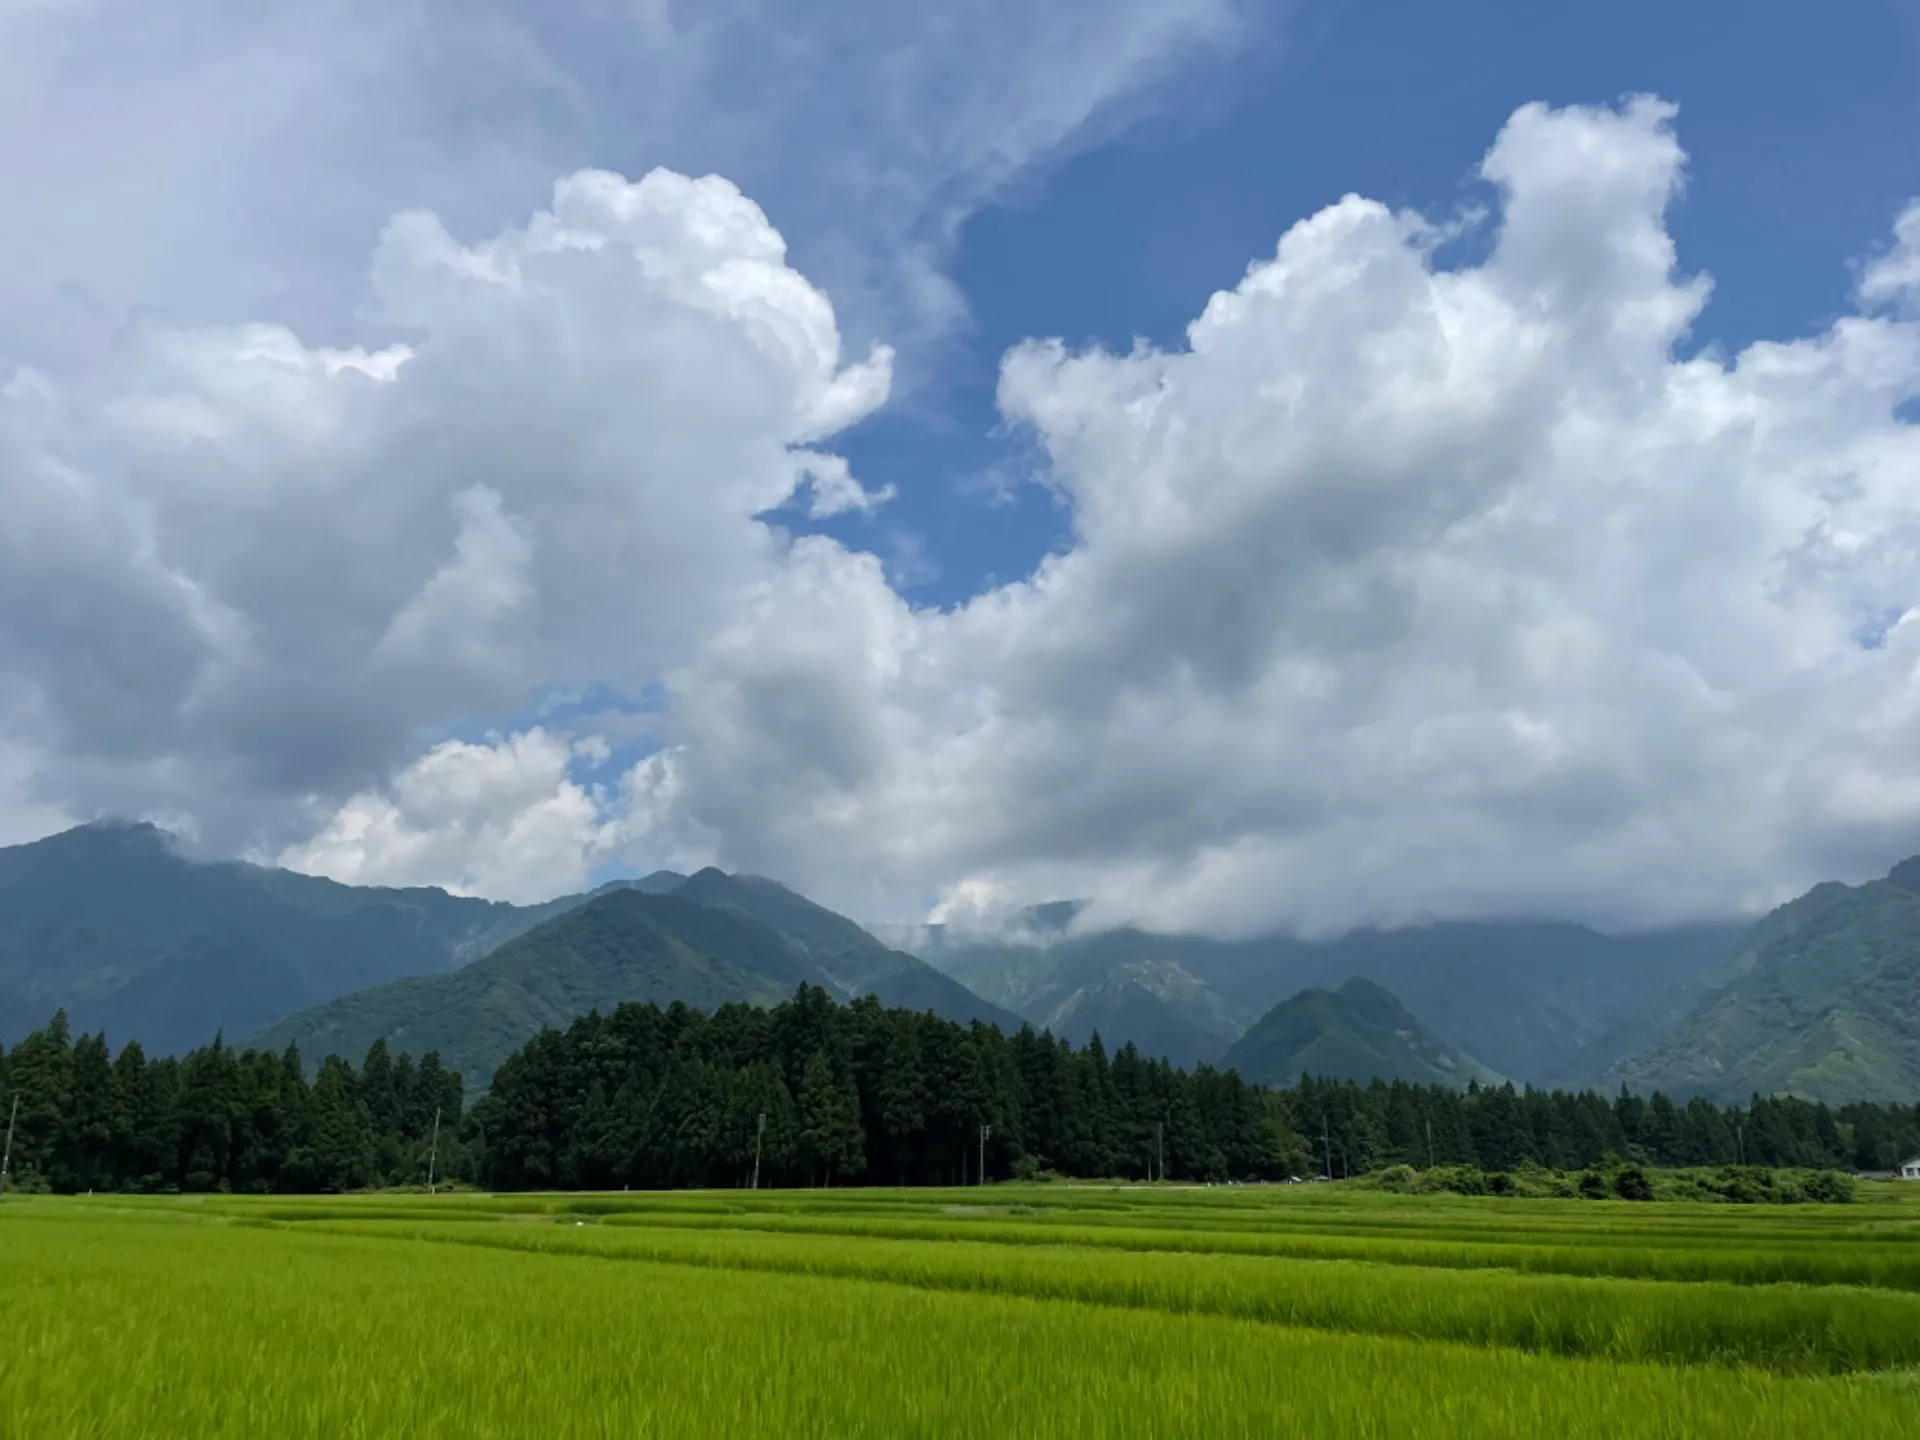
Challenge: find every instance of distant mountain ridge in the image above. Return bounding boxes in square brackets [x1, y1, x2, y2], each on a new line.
[250, 888, 823, 1088]
[929, 933, 1256, 1068]
[1603, 860, 1920, 1104]
[914, 917, 1745, 1087]
[0, 824, 1018, 1073]
[672, 870, 1019, 1030]
[253, 869, 1021, 1086]
[1223, 976, 1502, 1087]
[14, 819, 1920, 1104]
[0, 821, 580, 1054]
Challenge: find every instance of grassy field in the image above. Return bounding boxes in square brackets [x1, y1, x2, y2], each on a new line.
[7, 1183, 1920, 1437]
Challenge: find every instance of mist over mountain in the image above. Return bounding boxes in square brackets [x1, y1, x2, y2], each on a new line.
[7, 820, 1920, 1105]
[1601, 860, 1920, 1104]
[912, 916, 1745, 1089]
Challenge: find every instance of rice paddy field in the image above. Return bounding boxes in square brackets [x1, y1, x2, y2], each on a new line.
[8, 1182, 1920, 1437]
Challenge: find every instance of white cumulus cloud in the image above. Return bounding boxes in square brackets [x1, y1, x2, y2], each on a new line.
[279, 729, 618, 902]
[629, 97, 1920, 935]
[7, 92, 1920, 943]
[0, 167, 890, 855]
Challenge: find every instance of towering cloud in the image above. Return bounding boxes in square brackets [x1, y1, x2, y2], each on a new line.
[4, 96, 1918, 934]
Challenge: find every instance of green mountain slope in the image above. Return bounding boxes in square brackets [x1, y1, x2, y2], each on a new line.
[1604, 864, 1920, 1104]
[929, 939, 1054, 1017]
[251, 889, 833, 1088]
[0, 822, 574, 1054]
[916, 918, 1744, 1085]
[674, 870, 1022, 1030]
[1222, 977, 1502, 1087]
[1045, 958, 1258, 1068]
[926, 933, 1254, 1067]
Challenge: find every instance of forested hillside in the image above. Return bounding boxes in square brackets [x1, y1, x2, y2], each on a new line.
[1607, 862, 1920, 1103]
[7, 989, 1920, 1195]
[1223, 977, 1502, 1087]
[920, 918, 1745, 1085]
[250, 889, 834, 1089]
[0, 1011, 457, 1194]
[0, 821, 578, 1054]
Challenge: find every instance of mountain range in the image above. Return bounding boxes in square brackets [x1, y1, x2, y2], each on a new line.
[915, 918, 1747, 1086]
[1220, 977, 1502, 1088]
[0, 821, 583, 1055]
[253, 868, 1021, 1088]
[0, 824, 1015, 1072]
[6, 820, 1920, 1103]
[1599, 862, 1920, 1104]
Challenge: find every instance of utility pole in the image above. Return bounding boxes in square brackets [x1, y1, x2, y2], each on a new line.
[1425, 1115, 1435, 1169]
[1155, 1121, 1164, 1184]
[978, 1123, 991, 1185]
[426, 1107, 441, 1195]
[1322, 1114, 1333, 1182]
[0, 1095, 17, 1199]
[752, 1113, 766, 1191]
[1736, 1123, 1746, 1167]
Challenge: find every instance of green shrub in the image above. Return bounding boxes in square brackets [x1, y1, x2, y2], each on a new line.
[1799, 1170, 1856, 1204]
[1373, 1165, 1419, 1193]
[1612, 1166, 1654, 1202]
[1415, 1165, 1487, 1196]
[1708, 1166, 1775, 1205]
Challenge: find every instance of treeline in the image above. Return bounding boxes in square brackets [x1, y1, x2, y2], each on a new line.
[6, 988, 1920, 1194]
[472, 985, 1280, 1189]
[1295, 1073, 1920, 1177]
[0, 1012, 459, 1194]
[468, 986, 1920, 1188]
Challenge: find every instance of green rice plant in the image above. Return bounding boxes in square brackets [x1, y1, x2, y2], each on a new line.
[6, 1211, 1919, 1439]
[284, 1215, 1920, 1375]
[576, 1207, 1920, 1290]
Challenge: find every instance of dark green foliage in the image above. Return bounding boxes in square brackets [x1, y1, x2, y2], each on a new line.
[468, 984, 1297, 1189]
[252, 885, 1018, 1092]
[926, 918, 1745, 1086]
[1607, 861, 1920, 1103]
[9, 990, 1914, 1197]
[0, 1011, 459, 1194]
[1612, 1164, 1654, 1201]
[0, 822, 583, 1056]
[930, 936, 1258, 1069]
[1282, 1071, 1917, 1182]
[1361, 1159, 1858, 1204]
[464, 989, 1919, 1192]
[673, 870, 1023, 1029]
[250, 890, 832, 1091]
[1797, 1169, 1858, 1204]
[1224, 977, 1502, 1088]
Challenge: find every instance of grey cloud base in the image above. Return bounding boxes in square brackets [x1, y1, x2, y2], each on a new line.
[2, 94, 1920, 941]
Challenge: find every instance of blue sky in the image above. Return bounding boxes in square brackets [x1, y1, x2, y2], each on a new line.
[3, 0, 1918, 927]
[791, 0, 1920, 609]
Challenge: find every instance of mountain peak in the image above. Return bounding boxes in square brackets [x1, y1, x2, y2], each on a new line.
[37, 819, 172, 853]
[1222, 976, 1499, 1088]
[1885, 855, 1920, 896]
